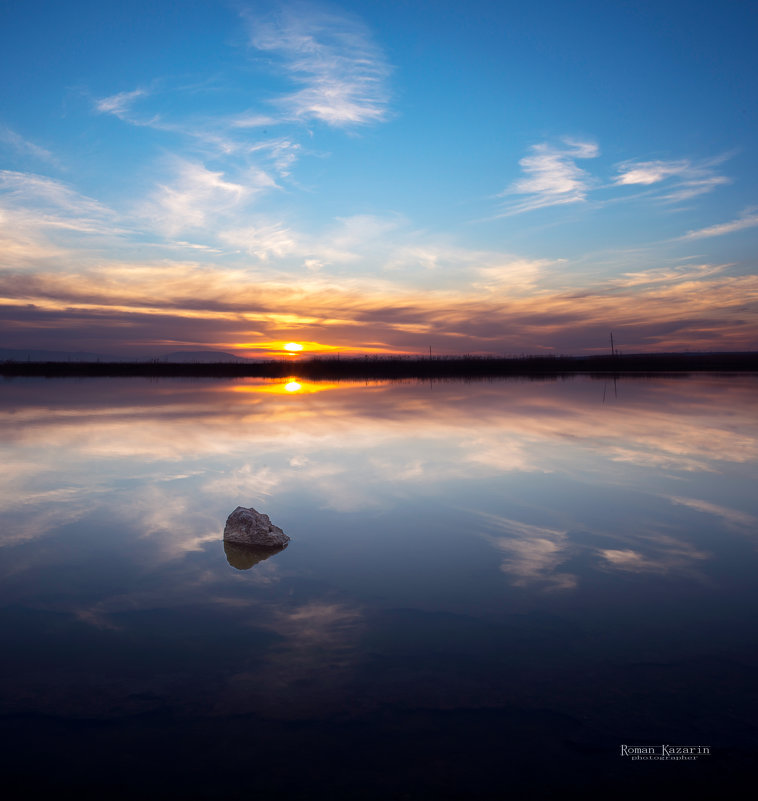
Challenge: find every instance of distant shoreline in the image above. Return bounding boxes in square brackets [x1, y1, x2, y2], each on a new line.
[1, 352, 757, 379]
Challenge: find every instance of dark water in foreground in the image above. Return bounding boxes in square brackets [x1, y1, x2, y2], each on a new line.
[1, 375, 756, 798]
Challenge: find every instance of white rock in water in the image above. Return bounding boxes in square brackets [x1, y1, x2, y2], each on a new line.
[223, 506, 290, 548]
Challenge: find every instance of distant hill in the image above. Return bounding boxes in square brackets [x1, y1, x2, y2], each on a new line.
[0, 347, 251, 363]
[0, 347, 119, 362]
[160, 350, 250, 363]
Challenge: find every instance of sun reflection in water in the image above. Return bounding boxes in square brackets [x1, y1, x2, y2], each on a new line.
[229, 378, 357, 395]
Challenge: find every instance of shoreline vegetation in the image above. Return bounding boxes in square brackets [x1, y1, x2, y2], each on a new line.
[1, 352, 757, 380]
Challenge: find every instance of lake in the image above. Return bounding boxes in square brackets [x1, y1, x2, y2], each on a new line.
[1, 374, 756, 798]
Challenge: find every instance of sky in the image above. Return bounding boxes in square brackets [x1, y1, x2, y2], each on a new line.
[1, 0, 757, 358]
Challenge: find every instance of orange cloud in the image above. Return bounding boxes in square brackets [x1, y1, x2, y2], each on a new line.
[0, 257, 756, 356]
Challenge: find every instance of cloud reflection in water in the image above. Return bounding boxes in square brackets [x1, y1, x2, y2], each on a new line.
[0, 375, 756, 592]
[1, 374, 757, 732]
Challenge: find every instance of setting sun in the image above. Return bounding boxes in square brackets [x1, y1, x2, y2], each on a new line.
[283, 342, 304, 353]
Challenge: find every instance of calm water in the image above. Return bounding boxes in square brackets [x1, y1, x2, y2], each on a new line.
[1, 375, 756, 798]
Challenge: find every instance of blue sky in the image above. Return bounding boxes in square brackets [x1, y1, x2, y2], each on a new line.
[1, 0, 757, 356]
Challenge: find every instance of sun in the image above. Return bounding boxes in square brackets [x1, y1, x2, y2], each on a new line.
[283, 342, 303, 353]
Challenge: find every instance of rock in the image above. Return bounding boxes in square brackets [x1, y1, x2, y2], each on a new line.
[223, 506, 290, 549]
[223, 540, 286, 570]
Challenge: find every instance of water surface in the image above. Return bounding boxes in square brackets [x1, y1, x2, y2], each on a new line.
[1, 375, 756, 798]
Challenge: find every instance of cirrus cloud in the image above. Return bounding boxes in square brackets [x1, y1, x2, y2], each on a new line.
[246, 3, 391, 127]
[498, 138, 599, 215]
[614, 156, 731, 202]
[679, 207, 758, 240]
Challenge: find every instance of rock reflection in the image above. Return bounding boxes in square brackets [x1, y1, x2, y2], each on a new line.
[223, 540, 287, 570]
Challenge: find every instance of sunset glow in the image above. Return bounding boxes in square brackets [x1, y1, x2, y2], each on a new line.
[3, 5, 757, 792]
[0, 2, 756, 358]
[228, 378, 351, 395]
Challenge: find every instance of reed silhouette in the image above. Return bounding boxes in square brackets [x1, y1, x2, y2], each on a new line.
[1, 352, 756, 379]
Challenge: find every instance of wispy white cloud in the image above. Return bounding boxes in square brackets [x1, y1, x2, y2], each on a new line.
[95, 90, 304, 176]
[0, 170, 110, 219]
[610, 262, 727, 288]
[88, 5, 391, 206]
[95, 88, 149, 121]
[142, 160, 277, 237]
[497, 146, 732, 219]
[219, 213, 540, 281]
[0, 125, 56, 164]
[474, 258, 556, 294]
[679, 207, 758, 240]
[498, 138, 599, 215]
[219, 221, 300, 260]
[231, 113, 278, 129]
[615, 160, 689, 186]
[614, 156, 730, 202]
[246, 137, 302, 176]
[0, 170, 124, 264]
[219, 213, 403, 268]
[247, 4, 391, 126]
